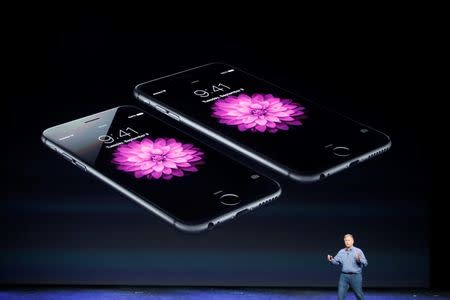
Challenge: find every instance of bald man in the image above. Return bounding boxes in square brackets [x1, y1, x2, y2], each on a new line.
[327, 234, 368, 300]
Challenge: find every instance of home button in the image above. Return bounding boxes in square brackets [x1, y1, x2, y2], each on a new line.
[219, 194, 241, 206]
[332, 146, 351, 157]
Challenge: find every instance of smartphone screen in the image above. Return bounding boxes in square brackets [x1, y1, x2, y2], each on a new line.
[135, 63, 390, 178]
[42, 106, 280, 228]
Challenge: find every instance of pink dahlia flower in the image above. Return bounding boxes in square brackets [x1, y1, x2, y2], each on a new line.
[212, 93, 306, 133]
[112, 137, 204, 180]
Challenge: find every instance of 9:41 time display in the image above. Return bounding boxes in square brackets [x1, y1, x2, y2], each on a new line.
[193, 83, 230, 98]
[98, 127, 138, 144]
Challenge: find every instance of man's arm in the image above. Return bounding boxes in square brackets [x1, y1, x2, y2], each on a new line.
[330, 251, 342, 265]
[356, 249, 368, 267]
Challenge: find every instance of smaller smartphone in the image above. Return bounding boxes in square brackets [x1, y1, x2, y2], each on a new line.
[134, 63, 391, 182]
[42, 106, 281, 232]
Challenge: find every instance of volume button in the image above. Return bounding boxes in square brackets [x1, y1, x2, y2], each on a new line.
[61, 152, 86, 172]
[167, 111, 180, 121]
[154, 105, 167, 113]
[138, 95, 150, 104]
[61, 152, 73, 162]
[74, 160, 87, 172]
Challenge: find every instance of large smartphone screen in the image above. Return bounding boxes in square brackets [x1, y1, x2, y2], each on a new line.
[136, 63, 390, 176]
[43, 106, 279, 225]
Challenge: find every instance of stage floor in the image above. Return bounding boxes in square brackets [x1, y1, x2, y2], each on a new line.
[0, 288, 449, 299]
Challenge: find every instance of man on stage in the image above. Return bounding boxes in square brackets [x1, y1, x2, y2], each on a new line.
[328, 234, 368, 300]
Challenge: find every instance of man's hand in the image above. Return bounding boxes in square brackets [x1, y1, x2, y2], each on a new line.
[327, 255, 333, 262]
[355, 252, 361, 262]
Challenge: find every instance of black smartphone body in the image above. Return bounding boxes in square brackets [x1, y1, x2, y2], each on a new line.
[42, 106, 281, 232]
[134, 63, 391, 182]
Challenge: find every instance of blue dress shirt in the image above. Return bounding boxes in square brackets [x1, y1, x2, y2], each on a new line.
[331, 246, 368, 273]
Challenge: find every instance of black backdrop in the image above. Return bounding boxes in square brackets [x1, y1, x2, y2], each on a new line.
[3, 7, 440, 288]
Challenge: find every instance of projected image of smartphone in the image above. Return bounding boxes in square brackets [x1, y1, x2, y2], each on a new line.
[134, 63, 391, 182]
[42, 106, 281, 232]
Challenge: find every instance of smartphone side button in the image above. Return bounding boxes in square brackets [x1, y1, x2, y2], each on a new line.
[167, 111, 180, 121]
[74, 160, 87, 172]
[219, 194, 241, 206]
[154, 105, 167, 114]
[61, 152, 73, 162]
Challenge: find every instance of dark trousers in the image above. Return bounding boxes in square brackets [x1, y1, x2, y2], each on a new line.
[338, 272, 364, 300]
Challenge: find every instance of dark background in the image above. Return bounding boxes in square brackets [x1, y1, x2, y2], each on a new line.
[3, 7, 440, 288]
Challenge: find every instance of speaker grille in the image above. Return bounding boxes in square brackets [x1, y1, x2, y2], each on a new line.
[368, 147, 389, 159]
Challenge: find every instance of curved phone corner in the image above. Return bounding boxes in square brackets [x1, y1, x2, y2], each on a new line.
[272, 179, 282, 193]
[173, 220, 211, 233]
[41, 128, 54, 146]
[384, 138, 392, 153]
[371, 125, 392, 150]
[40, 133, 48, 145]
[133, 84, 143, 98]
[287, 170, 321, 183]
[383, 133, 392, 150]
[267, 180, 283, 200]
[268, 184, 283, 202]
[366, 129, 392, 158]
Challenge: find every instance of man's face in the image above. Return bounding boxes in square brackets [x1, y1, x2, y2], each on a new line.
[344, 236, 354, 248]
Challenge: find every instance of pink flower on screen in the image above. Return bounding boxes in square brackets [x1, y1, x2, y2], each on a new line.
[112, 138, 204, 180]
[212, 93, 306, 133]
